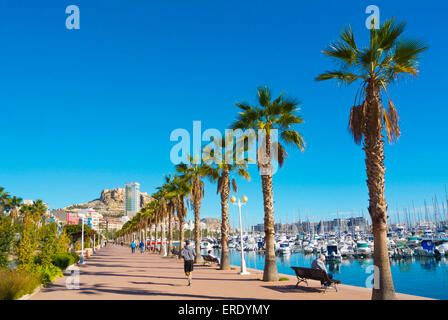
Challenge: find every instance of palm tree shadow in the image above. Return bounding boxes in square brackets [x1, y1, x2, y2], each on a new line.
[261, 284, 322, 294]
[130, 281, 179, 287]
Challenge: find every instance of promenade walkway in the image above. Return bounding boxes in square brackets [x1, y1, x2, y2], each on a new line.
[30, 245, 429, 300]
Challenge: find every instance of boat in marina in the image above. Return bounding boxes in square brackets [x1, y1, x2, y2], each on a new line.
[355, 240, 372, 257]
[200, 240, 213, 250]
[277, 242, 292, 255]
[407, 236, 420, 247]
[326, 242, 342, 261]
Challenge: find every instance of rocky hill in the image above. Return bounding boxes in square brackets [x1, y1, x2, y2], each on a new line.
[201, 218, 226, 231]
[63, 188, 153, 217]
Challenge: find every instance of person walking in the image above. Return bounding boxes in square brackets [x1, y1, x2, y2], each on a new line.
[180, 240, 196, 286]
[131, 240, 136, 254]
[139, 240, 145, 254]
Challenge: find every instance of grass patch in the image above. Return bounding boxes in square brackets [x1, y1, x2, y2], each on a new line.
[279, 277, 289, 281]
[0, 269, 41, 300]
[230, 267, 236, 270]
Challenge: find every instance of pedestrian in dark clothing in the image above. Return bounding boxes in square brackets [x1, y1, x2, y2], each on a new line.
[180, 240, 196, 286]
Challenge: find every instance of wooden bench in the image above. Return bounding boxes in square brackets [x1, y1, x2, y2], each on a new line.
[291, 266, 341, 293]
[201, 255, 219, 266]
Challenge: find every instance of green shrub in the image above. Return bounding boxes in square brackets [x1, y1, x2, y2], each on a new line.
[31, 264, 63, 286]
[279, 277, 289, 281]
[0, 269, 41, 300]
[0, 217, 14, 268]
[69, 252, 80, 264]
[51, 253, 79, 270]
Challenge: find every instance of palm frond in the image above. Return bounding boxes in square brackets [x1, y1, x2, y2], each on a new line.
[257, 86, 271, 107]
[376, 18, 406, 51]
[216, 176, 223, 195]
[315, 70, 362, 85]
[232, 178, 237, 194]
[349, 104, 366, 144]
[280, 130, 305, 151]
[322, 40, 357, 66]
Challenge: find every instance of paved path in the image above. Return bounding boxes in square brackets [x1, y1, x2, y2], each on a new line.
[30, 245, 429, 300]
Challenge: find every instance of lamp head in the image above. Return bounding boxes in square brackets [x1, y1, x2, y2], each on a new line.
[230, 196, 236, 203]
[242, 196, 248, 203]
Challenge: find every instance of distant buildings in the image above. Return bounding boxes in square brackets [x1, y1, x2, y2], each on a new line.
[253, 216, 369, 234]
[76, 208, 104, 231]
[125, 182, 140, 219]
[104, 216, 124, 231]
[66, 213, 79, 225]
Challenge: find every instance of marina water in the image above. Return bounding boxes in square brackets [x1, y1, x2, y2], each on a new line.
[206, 249, 448, 299]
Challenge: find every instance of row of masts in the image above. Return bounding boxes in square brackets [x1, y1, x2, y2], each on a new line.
[238, 187, 448, 235]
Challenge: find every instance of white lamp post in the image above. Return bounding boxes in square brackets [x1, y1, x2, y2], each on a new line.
[93, 232, 96, 254]
[79, 216, 86, 264]
[230, 195, 250, 275]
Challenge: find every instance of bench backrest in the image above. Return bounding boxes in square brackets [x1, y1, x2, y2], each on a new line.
[291, 266, 331, 282]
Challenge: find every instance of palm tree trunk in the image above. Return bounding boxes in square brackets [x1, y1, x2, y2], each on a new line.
[179, 214, 185, 251]
[260, 133, 278, 281]
[148, 223, 152, 251]
[365, 80, 396, 300]
[144, 222, 147, 250]
[220, 168, 231, 270]
[168, 209, 173, 255]
[155, 222, 159, 253]
[160, 219, 166, 256]
[194, 195, 202, 263]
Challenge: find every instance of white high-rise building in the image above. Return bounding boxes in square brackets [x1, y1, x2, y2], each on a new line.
[125, 182, 140, 218]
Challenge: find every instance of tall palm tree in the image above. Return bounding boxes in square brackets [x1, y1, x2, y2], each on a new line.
[169, 174, 191, 251]
[140, 203, 155, 250]
[176, 155, 217, 263]
[163, 174, 178, 255]
[204, 133, 251, 270]
[316, 18, 427, 300]
[231, 86, 305, 281]
[147, 198, 161, 252]
[154, 187, 169, 256]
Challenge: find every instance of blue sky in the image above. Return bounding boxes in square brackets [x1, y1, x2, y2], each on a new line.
[1, 0, 447, 228]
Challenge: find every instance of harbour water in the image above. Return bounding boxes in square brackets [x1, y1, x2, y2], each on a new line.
[206, 249, 448, 300]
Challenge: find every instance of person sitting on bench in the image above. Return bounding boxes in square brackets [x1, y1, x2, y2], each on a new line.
[311, 254, 333, 286]
[207, 250, 220, 264]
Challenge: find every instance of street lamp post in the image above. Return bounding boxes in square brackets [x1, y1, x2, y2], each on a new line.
[79, 217, 86, 264]
[230, 195, 250, 275]
[93, 232, 96, 254]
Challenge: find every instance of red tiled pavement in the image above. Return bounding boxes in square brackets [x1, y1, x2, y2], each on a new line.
[30, 245, 431, 300]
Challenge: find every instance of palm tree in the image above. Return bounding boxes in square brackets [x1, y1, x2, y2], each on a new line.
[204, 133, 251, 270]
[176, 155, 217, 263]
[316, 18, 427, 299]
[0, 187, 11, 214]
[163, 174, 178, 255]
[231, 86, 305, 281]
[147, 198, 161, 252]
[140, 203, 155, 250]
[32, 200, 48, 224]
[154, 187, 169, 256]
[8, 196, 23, 225]
[169, 174, 191, 251]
